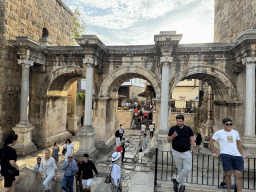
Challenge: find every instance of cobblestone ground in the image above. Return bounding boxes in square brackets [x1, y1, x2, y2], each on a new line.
[16, 129, 153, 192]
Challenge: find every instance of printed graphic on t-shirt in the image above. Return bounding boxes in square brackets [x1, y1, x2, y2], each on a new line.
[226, 136, 233, 143]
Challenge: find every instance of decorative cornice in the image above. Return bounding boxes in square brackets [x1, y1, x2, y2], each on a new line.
[17, 59, 34, 68]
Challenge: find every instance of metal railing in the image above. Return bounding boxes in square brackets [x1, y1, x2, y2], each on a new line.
[154, 148, 256, 190]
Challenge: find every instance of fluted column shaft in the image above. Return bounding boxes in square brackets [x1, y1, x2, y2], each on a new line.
[83, 58, 94, 127]
[159, 56, 173, 133]
[18, 59, 34, 125]
[242, 57, 256, 136]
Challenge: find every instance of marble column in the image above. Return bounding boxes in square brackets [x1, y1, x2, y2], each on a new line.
[67, 81, 79, 135]
[242, 57, 256, 136]
[157, 56, 172, 151]
[241, 57, 256, 158]
[12, 59, 37, 156]
[76, 58, 98, 160]
[159, 56, 172, 134]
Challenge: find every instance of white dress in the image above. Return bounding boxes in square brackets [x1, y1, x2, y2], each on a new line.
[64, 143, 74, 161]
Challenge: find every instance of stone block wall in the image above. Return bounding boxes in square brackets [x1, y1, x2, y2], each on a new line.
[5, 0, 73, 45]
[214, 0, 256, 43]
[0, 0, 73, 143]
[117, 110, 134, 129]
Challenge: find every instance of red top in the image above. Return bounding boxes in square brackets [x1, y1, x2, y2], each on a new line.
[135, 108, 138, 113]
[144, 112, 148, 116]
[116, 146, 123, 153]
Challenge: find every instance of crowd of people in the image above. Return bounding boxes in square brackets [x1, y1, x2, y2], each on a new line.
[0, 113, 244, 192]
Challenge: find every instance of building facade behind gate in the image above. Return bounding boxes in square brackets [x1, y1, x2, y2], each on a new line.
[0, 0, 256, 158]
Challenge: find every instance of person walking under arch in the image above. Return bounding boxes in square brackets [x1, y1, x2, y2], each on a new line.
[0, 134, 20, 192]
[76, 154, 98, 192]
[167, 114, 194, 192]
[62, 154, 77, 192]
[38, 149, 58, 192]
[195, 133, 202, 152]
[63, 139, 74, 161]
[209, 118, 244, 192]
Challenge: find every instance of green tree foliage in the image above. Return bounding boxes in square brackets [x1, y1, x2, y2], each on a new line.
[71, 8, 86, 45]
[61, 1, 86, 45]
[76, 92, 85, 104]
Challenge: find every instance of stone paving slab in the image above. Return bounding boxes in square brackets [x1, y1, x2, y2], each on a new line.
[128, 172, 154, 192]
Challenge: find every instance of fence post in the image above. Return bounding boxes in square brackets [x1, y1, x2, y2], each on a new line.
[154, 148, 158, 186]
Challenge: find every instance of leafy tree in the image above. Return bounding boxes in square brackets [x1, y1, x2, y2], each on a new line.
[71, 8, 86, 45]
[61, 1, 86, 45]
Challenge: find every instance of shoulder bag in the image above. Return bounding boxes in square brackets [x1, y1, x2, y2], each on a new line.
[104, 164, 115, 184]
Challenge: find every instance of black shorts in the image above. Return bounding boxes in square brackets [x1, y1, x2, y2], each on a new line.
[1, 171, 15, 188]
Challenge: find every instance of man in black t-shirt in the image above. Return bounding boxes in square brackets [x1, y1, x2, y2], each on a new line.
[167, 115, 194, 192]
[76, 153, 98, 192]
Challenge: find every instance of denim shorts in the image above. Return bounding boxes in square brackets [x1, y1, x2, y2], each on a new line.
[220, 154, 244, 171]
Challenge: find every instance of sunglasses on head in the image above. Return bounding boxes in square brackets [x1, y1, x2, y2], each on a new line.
[225, 123, 232, 126]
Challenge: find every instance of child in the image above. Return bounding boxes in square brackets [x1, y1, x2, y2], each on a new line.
[111, 152, 122, 192]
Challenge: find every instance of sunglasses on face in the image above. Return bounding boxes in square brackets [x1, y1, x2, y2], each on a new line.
[225, 123, 232, 126]
[68, 157, 72, 158]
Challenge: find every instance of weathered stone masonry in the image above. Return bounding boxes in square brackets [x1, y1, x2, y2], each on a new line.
[0, 0, 73, 145]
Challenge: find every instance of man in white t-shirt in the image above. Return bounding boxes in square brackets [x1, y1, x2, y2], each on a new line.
[141, 123, 146, 135]
[209, 118, 244, 192]
[149, 122, 154, 138]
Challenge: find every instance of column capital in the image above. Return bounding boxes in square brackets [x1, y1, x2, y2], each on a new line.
[242, 57, 256, 68]
[17, 59, 34, 68]
[83, 58, 97, 67]
[159, 56, 173, 68]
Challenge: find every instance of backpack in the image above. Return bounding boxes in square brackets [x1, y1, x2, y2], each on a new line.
[121, 141, 125, 148]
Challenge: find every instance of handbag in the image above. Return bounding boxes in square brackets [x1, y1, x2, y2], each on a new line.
[62, 148, 67, 155]
[104, 164, 114, 184]
[10, 169, 19, 177]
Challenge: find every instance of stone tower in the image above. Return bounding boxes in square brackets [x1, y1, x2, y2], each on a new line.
[214, 0, 256, 43]
[0, 0, 73, 147]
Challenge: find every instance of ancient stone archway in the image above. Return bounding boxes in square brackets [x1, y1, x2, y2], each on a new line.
[39, 66, 99, 96]
[169, 65, 237, 101]
[99, 66, 162, 99]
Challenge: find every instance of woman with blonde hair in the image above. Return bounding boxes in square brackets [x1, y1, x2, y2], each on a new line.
[38, 149, 58, 192]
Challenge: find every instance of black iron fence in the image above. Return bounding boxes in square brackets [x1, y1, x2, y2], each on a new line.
[154, 148, 256, 190]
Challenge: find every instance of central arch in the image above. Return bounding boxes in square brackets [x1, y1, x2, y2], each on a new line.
[99, 66, 162, 99]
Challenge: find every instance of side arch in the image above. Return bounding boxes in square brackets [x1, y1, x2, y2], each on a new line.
[39, 66, 99, 96]
[169, 65, 238, 100]
[99, 66, 162, 99]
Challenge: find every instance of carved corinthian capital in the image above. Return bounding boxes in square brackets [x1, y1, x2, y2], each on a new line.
[242, 57, 256, 68]
[17, 59, 34, 68]
[83, 58, 96, 67]
[160, 56, 173, 68]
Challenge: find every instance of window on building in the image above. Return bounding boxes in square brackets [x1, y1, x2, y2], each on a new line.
[42, 28, 49, 38]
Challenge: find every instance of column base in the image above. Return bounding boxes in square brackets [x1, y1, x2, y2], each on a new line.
[242, 136, 256, 158]
[67, 116, 79, 136]
[156, 130, 170, 151]
[95, 135, 115, 154]
[12, 123, 37, 156]
[75, 125, 99, 161]
[33, 131, 72, 148]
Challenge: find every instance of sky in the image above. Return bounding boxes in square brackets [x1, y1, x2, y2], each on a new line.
[64, 0, 214, 46]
